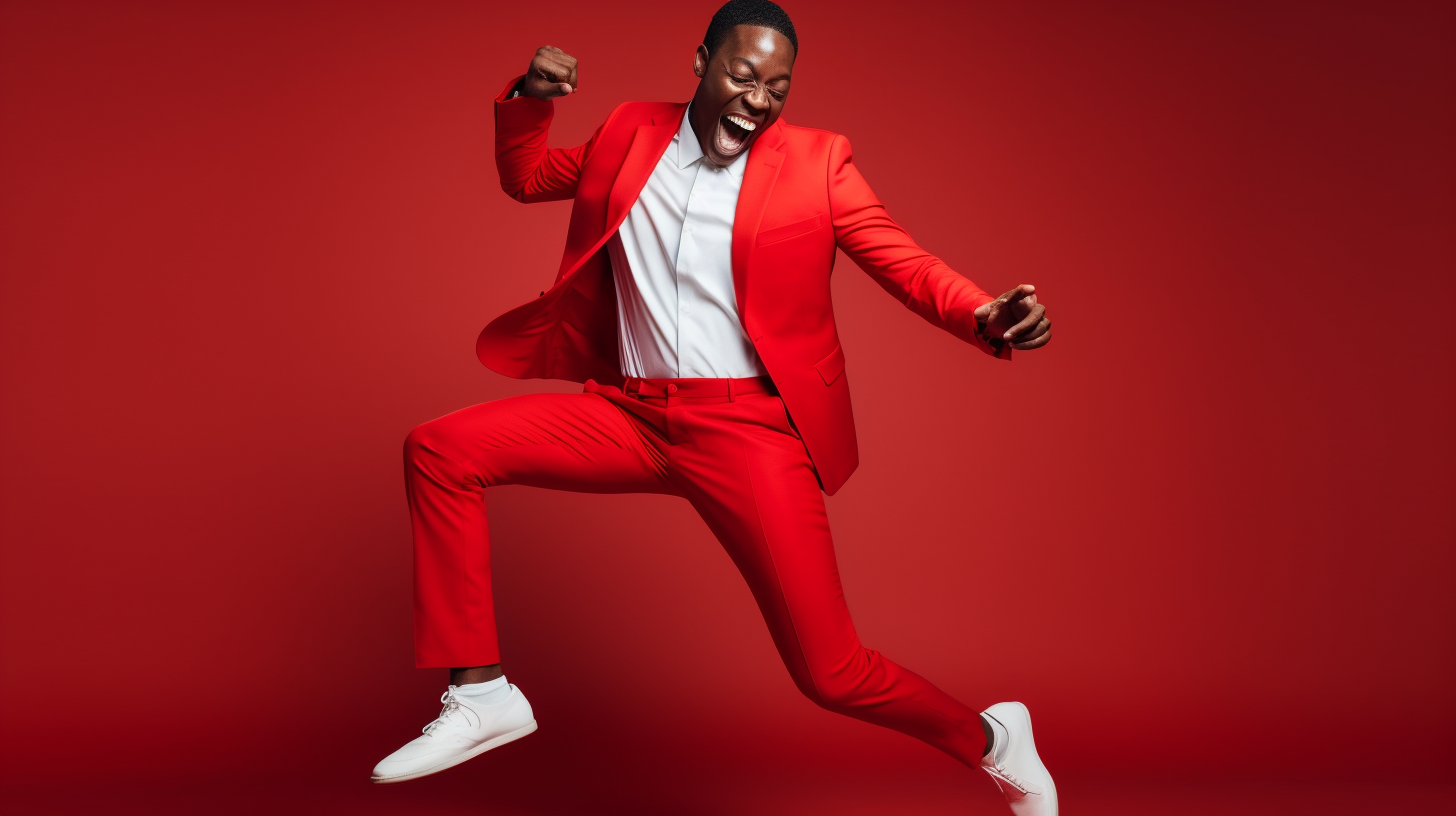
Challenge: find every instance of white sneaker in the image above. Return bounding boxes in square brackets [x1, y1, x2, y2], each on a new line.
[978, 701, 1058, 815]
[370, 684, 537, 784]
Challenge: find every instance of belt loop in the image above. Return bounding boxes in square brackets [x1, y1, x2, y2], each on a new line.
[728, 378, 736, 402]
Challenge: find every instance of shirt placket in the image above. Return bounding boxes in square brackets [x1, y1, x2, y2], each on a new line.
[676, 163, 707, 378]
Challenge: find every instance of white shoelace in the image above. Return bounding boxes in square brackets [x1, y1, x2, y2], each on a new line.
[984, 763, 1030, 793]
[422, 688, 476, 735]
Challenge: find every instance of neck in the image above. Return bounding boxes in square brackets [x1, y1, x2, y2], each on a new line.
[687, 95, 714, 160]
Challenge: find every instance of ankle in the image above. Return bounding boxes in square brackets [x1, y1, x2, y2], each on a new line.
[450, 663, 504, 686]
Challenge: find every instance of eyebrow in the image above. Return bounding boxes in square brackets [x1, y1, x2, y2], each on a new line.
[729, 56, 791, 83]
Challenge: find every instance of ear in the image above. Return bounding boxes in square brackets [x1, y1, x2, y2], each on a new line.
[693, 45, 708, 79]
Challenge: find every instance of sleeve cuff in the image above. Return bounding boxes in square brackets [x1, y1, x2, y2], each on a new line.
[494, 73, 553, 129]
[494, 73, 527, 103]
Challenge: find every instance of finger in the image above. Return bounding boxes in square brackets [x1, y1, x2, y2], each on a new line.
[543, 51, 577, 74]
[1011, 328, 1051, 350]
[1003, 303, 1046, 340]
[532, 52, 576, 77]
[1013, 317, 1051, 343]
[1001, 283, 1036, 305]
[529, 70, 574, 97]
[537, 62, 576, 93]
[533, 59, 572, 84]
[532, 81, 571, 99]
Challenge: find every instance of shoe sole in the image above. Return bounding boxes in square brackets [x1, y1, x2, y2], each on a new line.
[370, 719, 538, 784]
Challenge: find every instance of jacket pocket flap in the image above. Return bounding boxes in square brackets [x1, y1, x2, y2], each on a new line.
[814, 342, 846, 385]
[756, 214, 823, 247]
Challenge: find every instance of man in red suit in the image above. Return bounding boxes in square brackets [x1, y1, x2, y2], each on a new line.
[373, 2, 1057, 812]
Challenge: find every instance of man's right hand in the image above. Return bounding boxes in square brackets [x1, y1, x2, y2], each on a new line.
[520, 46, 578, 99]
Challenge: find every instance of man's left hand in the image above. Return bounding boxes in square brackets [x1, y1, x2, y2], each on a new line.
[973, 284, 1051, 351]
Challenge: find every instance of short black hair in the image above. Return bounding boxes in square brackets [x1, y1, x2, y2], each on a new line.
[702, 0, 798, 59]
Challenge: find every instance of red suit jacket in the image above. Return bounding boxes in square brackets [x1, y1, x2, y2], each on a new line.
[480, 75, 1011, 495]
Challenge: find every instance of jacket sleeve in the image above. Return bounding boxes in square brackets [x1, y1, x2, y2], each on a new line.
[492, 74, 611, 203]
[827, 133, 1011, 360]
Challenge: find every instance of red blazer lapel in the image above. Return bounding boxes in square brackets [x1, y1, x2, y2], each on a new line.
[731, 118, 786, 323]
[549, 104, 682, 289]
[605, 105, 684, 232]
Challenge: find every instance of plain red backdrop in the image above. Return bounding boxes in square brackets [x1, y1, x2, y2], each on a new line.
[1, 1, 1452, 813]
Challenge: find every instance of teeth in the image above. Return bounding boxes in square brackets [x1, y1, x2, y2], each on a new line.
[725, 115, 757, 132]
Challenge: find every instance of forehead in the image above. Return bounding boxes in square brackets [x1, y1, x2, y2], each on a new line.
[717, 24, 795, 76]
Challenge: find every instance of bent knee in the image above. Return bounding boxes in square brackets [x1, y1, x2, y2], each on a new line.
[404, 419, 471, 470]
[403, 421, 441, 459]
[798, 647, 883, 711]
[807, 678, 864, 711]
[403, 418, 494, 491]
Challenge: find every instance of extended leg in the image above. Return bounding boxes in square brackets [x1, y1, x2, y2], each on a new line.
[404, 390, 670, 669]
[672, 394, 987, 767]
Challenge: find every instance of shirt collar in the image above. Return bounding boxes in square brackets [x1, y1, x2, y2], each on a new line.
[675, 102, 749, 177]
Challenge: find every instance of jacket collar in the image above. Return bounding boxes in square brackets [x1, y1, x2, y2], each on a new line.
[673, 103, 705, 170]
[605, 105, 683, 230]
[605, 101, 786, 233]
[604, 102, 788, 321]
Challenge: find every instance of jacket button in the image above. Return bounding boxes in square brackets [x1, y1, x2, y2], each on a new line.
[667, 383, 678, 394]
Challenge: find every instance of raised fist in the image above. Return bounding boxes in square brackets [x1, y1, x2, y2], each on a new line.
[521, 45, 578, 99]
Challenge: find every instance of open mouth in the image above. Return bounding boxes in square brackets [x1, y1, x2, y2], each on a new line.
[716, 113, 759, 157]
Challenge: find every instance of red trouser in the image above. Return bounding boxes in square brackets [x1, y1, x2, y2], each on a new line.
[404, 375, 986, 767]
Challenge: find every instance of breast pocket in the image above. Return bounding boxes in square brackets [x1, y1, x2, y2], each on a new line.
[814, 341, 846, 386]
[756, 214, 824, 247]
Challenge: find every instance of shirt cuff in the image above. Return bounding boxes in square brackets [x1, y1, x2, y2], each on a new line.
[494, 74, 531, 104]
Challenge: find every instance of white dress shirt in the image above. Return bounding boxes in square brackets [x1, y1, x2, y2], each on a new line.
[607, 103, 768, 379]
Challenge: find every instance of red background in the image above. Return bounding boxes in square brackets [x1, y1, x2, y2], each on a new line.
[2, 1, 1452, 813]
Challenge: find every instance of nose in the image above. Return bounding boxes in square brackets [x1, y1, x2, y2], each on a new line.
[743, 85, 771, 114]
